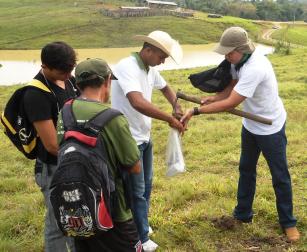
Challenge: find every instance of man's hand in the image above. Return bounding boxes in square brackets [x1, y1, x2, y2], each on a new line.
[168, 116, 184, 133]
[172, 103, 184, 120]
[180, 109, 194, 131]
[201, 96, 215, 105]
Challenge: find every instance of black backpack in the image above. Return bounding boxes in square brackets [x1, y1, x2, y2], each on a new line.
[0, 80, 53, 159]
[50, 100, 122, 239]
[189, 59, 232, 93]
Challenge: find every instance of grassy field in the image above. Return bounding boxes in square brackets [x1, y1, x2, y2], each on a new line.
[0, 47, 306, 251]
[272, 24, 307, 46]
[0, 0, 262, 49]
[0, 0, 306, 251]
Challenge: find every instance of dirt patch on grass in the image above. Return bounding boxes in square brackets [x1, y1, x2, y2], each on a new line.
[210, 215, 295, 251]
[211, 215, 242, 230]
[242, 236, 290, 251]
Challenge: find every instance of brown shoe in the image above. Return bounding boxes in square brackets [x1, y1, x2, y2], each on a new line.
[284, 227, 300, 242]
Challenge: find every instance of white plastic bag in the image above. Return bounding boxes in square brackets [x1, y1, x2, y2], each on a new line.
[165, 128, 186, 177]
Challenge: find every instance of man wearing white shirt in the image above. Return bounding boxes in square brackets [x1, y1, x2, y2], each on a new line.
[181, 27, 299, 242]
[111, 30, 184, 251]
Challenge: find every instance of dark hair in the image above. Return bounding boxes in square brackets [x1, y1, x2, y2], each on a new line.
[76, 76, 107, 91]
[41, 41, 76, 72]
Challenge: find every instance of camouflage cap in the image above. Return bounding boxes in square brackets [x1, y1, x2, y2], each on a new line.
[75, 58, 117, 84]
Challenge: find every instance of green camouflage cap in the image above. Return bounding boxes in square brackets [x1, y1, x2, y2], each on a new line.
[75, 58, 117, 84]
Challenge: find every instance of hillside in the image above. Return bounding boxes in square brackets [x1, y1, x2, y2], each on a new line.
[0, 0, 264, 49]
[272, 24, 307, 46]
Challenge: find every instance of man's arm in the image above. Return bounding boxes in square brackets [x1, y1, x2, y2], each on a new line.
[160, 85, 183, 117]
[160, 85, 176, 106]
[129, 160, 141, 174]
[201, 79, 238, 104]
[181, 90, 246, 125]
[200, 89, 245, 113]
[126, 91, 183, 132]
[33, 119, 58, 156]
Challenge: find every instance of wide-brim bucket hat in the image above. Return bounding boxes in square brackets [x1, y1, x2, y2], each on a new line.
[134, 30, 183, 64]
[214, 26, 255, 55]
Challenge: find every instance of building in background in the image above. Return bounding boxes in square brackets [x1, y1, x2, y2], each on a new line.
[144, 0, 177, 9]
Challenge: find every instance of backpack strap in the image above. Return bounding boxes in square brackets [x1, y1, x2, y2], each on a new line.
[84, 108, 122, 134]
[61, 100, 122, 146]
[61, 100, 77, 130]
[27, 79, 51, 93]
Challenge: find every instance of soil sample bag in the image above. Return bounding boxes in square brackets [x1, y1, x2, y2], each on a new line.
[165, 128, 186, 177]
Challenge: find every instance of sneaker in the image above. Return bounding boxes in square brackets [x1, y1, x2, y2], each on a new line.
[148, 226, 153, 236]
[142, 239, 158, 252]
[284, 227, 300, 242]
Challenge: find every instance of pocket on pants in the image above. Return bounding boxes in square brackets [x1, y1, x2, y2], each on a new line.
[34, 160, 48, 191]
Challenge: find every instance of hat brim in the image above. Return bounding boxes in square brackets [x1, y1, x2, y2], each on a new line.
[213, 44, 236, 55]
[214, 40, 255, 55]
[76, 72, 117, 83]
[134, 35, 182, 64]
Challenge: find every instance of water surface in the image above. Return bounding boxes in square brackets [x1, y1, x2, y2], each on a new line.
[0, 44, 273, 85]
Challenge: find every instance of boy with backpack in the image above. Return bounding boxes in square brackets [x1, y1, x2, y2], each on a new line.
[22, 41, 78, 251]
[55, 58, 143, 252]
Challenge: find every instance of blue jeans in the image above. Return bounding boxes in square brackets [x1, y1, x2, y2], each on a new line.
[129, 140, 153, 243]
[233, 124, 297, 228]
[35, 159, 75, 252]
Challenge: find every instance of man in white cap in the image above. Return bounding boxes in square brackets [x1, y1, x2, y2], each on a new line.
[111, 30, 184, 251]
[181, 26, 300, 242]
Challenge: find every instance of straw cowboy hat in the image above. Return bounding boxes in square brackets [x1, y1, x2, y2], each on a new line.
[214, 26, 255, 55]
[134, 30, 183, 64]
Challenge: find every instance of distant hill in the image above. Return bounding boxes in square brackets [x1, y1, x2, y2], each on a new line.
[0, 0, 264, 49]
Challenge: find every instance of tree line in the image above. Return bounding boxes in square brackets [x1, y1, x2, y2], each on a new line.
[182, 0, 307, 21]
[132, 0, 307, 21]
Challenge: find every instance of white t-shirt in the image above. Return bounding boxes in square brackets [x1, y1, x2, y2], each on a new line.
[233, 49, 286, 135]
[111, 54, 166, 144]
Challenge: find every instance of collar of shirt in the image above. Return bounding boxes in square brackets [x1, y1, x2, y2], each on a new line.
[235, 53, 252, 71]
[131, 52, 149, 73]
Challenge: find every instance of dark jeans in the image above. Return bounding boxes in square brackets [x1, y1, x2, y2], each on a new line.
[233, 124, 297, 228]
[75, 219, 143, 252]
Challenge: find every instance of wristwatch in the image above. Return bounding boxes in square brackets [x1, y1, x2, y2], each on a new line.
[193, 107, 200, 116]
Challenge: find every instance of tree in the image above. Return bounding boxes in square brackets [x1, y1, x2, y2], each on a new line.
[177, 0, 306, 21]
[227, 2, 258, 19]
[256, 0, 281, 20]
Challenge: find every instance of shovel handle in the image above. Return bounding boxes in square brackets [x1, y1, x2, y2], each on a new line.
[176, 91, 272, 125]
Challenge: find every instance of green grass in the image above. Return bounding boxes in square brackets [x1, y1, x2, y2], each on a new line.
[0, 0, 261, 49]
[272, 24, 307, 46]
[0, 48, 306, 251]
[0, 0, 306, 250]
[194, 11, 262, 40]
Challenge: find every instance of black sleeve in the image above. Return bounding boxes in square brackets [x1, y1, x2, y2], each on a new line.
[23, 89, 53, 123]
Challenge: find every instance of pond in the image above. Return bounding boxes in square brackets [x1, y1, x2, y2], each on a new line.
[0, 44, 273, 85]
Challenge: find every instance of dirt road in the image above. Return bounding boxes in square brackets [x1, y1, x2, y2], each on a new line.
[261, 22, 281, 41]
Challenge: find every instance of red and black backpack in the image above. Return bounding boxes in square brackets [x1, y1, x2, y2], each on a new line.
[50, 100, 121, 238]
